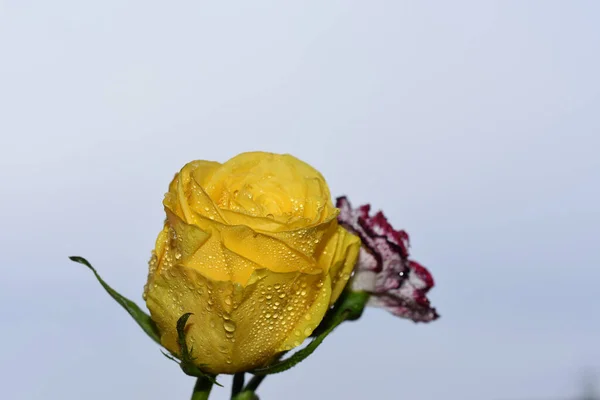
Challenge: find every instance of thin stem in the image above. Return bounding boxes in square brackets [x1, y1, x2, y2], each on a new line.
[191, 377, 214, 400]
[244, 374, 266, 393]
[231, 373, 245, 398]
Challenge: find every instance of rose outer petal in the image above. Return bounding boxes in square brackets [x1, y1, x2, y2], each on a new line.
[145, 264, 331, 374]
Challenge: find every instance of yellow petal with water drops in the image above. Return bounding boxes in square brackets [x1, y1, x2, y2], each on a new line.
[220, 224, 322, 275]
[145, 262, 332, 374]
[320, 225, 361, 305]
[278, 274, 332, 352]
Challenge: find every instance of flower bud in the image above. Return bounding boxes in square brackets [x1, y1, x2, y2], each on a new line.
[144, 152, 360, 373]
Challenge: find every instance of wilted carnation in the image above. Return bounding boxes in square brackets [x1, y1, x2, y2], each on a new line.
[336, 196, 438, 322]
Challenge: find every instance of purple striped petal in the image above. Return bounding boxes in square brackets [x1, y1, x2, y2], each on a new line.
[337, 196, 439, 323]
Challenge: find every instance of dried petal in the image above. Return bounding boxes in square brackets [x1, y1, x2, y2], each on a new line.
[336, 196, 438, 323]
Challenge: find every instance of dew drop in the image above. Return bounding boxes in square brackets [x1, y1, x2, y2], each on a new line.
[223, 320, 236, 333]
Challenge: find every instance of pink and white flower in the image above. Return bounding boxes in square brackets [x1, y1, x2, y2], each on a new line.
[337, 196, 439, 323]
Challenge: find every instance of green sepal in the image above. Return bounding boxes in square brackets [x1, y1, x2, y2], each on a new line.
[251, 290, 369, 375]
[160, 349, 179, 363]
[69, 256, 161, 345]
[175, 313, 222, 387]
[312, 289, 369, 337]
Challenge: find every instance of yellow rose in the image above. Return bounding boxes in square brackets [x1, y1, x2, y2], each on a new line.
[144, 152, 360, 374]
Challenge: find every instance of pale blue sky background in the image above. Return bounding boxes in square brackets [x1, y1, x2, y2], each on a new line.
[1, 1, 599, 399]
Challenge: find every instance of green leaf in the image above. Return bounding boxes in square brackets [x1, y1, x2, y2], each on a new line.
[251, 290, 370, 376]
[176, 313, 222, 387]
[68, 256, 161, 345]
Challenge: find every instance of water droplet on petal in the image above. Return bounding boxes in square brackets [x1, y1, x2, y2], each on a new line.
[223, 320, 236, 333]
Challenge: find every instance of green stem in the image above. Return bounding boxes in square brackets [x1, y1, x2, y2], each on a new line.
[191, 377, 214, 400]
[231, 373, 245, 398]
[244, 374, 266, 392]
